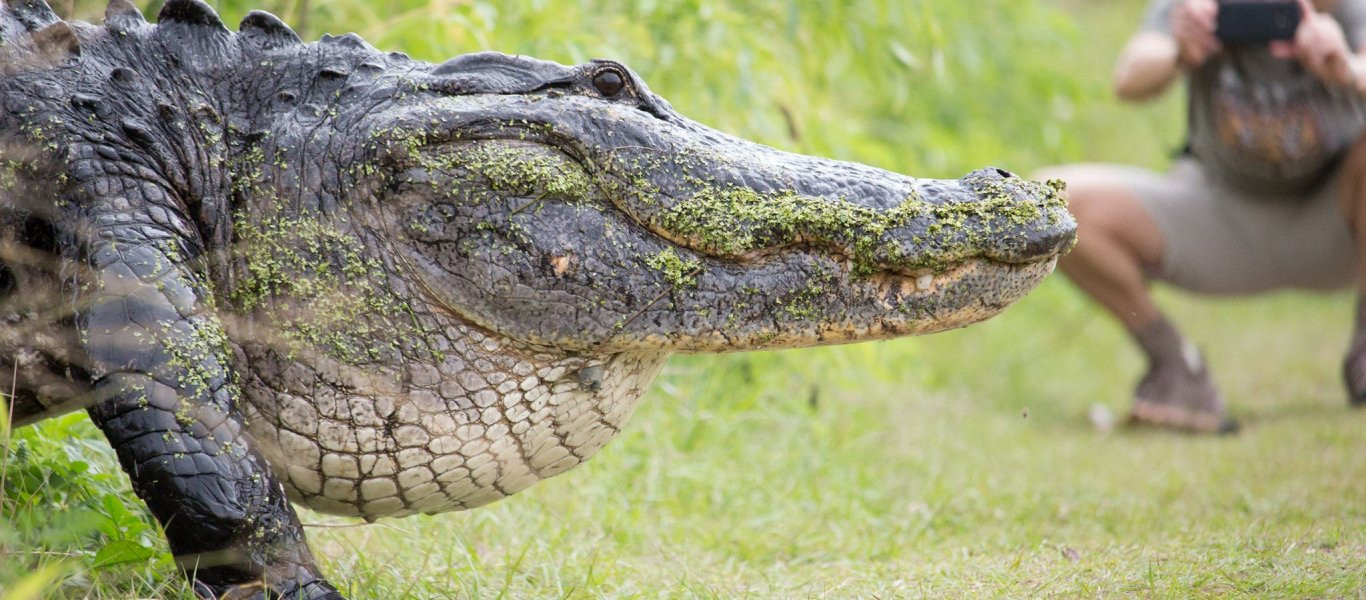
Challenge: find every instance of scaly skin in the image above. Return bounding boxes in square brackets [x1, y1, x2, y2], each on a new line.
[0, 1, 1075, 597]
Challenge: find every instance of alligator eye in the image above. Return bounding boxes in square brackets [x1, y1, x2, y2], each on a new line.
[592, 69, 625, 96]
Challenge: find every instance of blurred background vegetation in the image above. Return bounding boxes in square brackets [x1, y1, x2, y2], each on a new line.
[3, 0, 1361, 598]
[46, 0, 1186, 175]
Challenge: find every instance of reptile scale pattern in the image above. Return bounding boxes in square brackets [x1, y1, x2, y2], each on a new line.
[240, 322, 668, 520]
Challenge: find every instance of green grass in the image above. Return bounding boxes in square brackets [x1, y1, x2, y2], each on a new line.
[4, 0, 1365, 598]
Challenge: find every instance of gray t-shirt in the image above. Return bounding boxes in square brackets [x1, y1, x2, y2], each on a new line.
[1143, 0, 1366, 194]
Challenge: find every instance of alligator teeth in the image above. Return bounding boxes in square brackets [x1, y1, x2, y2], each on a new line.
[915, 273, 934, 291]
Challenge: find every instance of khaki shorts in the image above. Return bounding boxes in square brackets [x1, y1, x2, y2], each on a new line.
[1112, 158, 1358, 294]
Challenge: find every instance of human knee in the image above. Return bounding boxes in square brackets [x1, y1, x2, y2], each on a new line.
[1032, 167, 1125, 234]
[1339, 134, 1366, 215]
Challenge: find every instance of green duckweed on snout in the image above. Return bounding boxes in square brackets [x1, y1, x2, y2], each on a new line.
[644, 247, 703, 287]
[654, 177, 1067, 275]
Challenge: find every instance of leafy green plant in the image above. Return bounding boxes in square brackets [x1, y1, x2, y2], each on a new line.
[0, 410, 174, 597]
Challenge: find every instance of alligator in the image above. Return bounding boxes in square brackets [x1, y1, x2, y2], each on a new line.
[0, 1, 1075, 597]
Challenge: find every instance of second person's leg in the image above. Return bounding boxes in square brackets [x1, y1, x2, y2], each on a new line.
[1036, 162, 1232, 433]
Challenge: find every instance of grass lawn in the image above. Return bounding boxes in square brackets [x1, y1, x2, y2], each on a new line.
[3, 0, 1364, 598]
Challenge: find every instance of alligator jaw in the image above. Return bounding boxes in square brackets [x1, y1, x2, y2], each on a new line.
[815, 257, 1060, 345]
[557, 252, 1064, 354]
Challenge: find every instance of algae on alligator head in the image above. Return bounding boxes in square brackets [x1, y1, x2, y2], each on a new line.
[644, 247, 703, 288]
[229, 210, 443, 364]
[653, 176, 1068, 276]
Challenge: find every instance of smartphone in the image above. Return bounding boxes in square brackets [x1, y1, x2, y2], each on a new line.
[1216, 0, 1302, 43]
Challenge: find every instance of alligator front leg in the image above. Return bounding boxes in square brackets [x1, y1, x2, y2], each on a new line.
[79, 230, 341, 599]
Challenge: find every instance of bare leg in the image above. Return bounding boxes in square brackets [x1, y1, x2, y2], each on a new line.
[1334, 135, 1366, 407]
[1036, 166, 1165, 330]
[1037, 165, 1234, 433]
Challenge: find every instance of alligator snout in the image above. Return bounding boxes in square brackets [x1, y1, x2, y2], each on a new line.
[933, 167, 1076, 266]
[828, 166, 1076, 274]
[644, 163, 1074, 277]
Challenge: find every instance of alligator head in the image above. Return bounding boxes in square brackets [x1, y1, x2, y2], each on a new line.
[367, 53, 1074, 354]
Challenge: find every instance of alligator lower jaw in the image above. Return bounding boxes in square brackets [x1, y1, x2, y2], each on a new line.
[669, 256, 1060, 353]
[870, 256, 1056, 307]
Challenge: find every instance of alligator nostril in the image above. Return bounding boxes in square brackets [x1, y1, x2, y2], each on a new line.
[994, 168, 1015, 179]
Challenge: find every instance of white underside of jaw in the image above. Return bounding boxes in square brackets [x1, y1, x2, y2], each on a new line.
[242, 324, 670, 521]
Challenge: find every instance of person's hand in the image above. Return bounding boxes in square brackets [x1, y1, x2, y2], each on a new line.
[1172, 0, 1222, 68]
[1271, 0, 1365, 91]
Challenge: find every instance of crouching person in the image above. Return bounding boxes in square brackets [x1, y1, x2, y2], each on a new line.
[1041, 0, 1366, 432]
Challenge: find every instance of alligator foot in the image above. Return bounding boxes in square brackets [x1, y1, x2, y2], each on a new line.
[1128, 350, 1238, 434]
[194, 576, 345, 600]
[1342, 334, 1366, 409]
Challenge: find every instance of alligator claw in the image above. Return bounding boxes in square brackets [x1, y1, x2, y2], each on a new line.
[194, 578, 345, 600]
